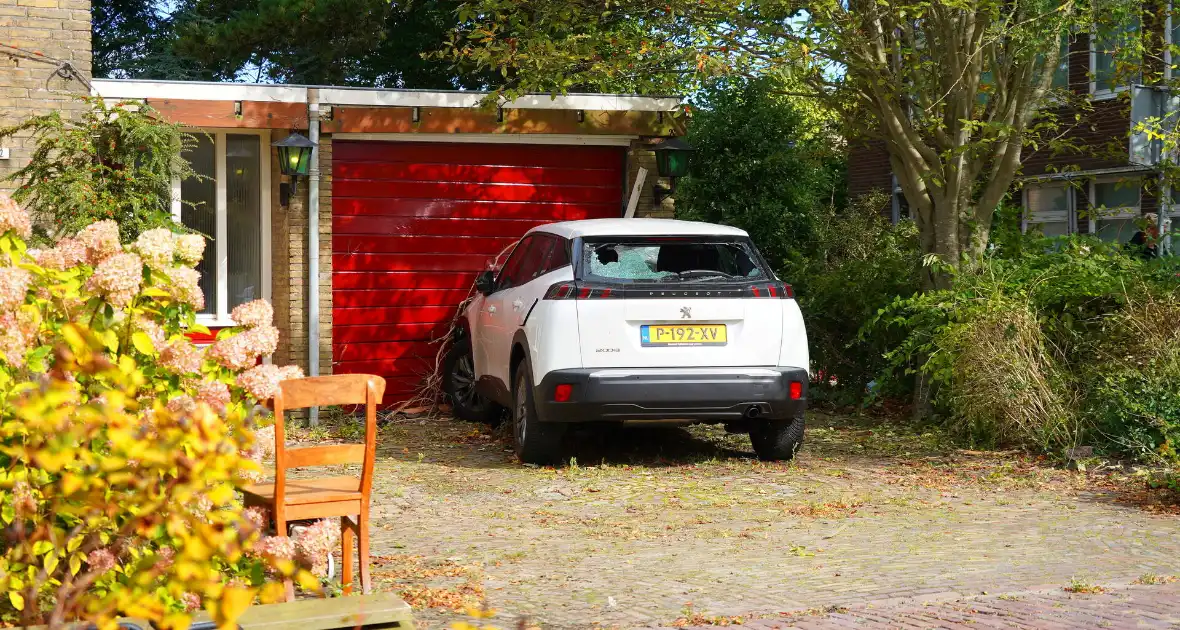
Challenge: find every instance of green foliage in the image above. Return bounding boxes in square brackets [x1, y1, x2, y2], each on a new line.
[792, 193, 921, 402]
[1080, 296, 1180, 462]
[97, 0, 493, 88]
[0, 98, 196, 244]
[869, 234, 1180, 457]
[675, 77, 843, 271]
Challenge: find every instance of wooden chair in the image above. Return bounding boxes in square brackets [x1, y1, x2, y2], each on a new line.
[242, 374, 386, 600]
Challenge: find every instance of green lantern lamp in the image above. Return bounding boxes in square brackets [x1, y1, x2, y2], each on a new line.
[652, 137, 693, 204]
[273, 132, 316, 201]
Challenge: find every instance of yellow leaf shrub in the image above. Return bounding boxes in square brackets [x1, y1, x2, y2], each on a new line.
[0, 194, 311, 629]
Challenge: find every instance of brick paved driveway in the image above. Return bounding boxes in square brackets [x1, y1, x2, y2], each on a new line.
[348, 412, 1180, 629]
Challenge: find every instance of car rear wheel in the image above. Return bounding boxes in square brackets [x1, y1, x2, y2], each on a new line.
[749, 417, 805, 461]
[512, 360, 565, 465]
[443, 337, 501, 424]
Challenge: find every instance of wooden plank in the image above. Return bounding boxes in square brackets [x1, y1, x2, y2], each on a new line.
[333, 216, 553, 237]
[334, 305, 459, 326]
[322, 107, 684, 137]
[192, 592, 415, 630]
[333, 288, 473, 308]
[333, 253, 492, 273]
[334, 140, 625, 168]
[332, 198, 617, 220]
[334, 234, 517, 254]
[334, 341, 441, 362]
[333, 271, 474, 290]
[147, 99, 308, 129]
[279, 374, 385, 409]
[283, 444, 366, 469]
[334, 161, 622, 186]
[333, 179, 622, 204]
[334, 322, 451, 344]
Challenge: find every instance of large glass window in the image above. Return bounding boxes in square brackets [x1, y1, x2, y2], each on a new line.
[178, 131, 270, 323]
[1093, 13, 1140, 94]
[1024, 184, 1071, 237]
[1091, 178, 1142, 243]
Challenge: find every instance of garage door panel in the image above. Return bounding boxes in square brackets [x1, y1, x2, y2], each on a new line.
[335, 179, 622, 204]
[334, 162, 622, 187]
[336, 306, 458, 326]
[335, 288, 473, 308]
[332, 141, 625, 403]
[334, 341, 440, 363]
[333, 198, 619, 221]
[336, 322, 451, 344]
[335, 235, 516, 256]
[334, 253, 491, 273]
[333, 141, 624, 169]
[335, 216, 553, 238]
[334, 271, 474, 290]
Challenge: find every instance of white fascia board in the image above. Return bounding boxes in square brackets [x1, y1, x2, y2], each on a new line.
[92, 79, 308, 103]
[91, 80, 681, 112]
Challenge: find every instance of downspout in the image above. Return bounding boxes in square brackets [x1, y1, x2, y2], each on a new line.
[308, 91, 322, 425]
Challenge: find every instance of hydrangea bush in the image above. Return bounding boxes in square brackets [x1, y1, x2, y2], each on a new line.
[0, 193, 322, 628]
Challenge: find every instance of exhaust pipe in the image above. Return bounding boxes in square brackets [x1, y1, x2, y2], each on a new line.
[744, 405, 762, 419]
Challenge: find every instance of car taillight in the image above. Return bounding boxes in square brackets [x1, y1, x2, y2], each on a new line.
[750, 282, 794, 299]
[544, 282, 619, 300]
[789, 381, 803, 400]
[554, 384, 573, 402]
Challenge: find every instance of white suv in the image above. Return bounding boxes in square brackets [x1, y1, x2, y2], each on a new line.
[443, 218, 810, 464]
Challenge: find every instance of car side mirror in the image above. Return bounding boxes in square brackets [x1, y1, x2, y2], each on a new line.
[475, 270, 496, 295]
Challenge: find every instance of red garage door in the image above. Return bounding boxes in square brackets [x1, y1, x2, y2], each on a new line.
[332, 141, 626, 403]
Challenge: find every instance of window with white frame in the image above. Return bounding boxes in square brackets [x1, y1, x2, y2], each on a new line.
[1090, 177, 1142, 242]
[176, 131, 271, 324]
[1092, 11, 1141, 96]
[1024, 183, 1072, 237]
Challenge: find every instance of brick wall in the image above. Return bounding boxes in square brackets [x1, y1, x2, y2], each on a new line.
[847, 140, 893, 213]
[0, 0, 92, 193]
[627, 140, 673, 218]
[270, 132, 332, 380]
[316, 136, 332, 377]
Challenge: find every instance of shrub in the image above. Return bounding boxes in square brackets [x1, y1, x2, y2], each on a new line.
[675, 76, 843, 271]
[1081, 296, 1180, 462]
[871, 232, 1180, 457]
[0, 193, 312, 629]
[0, 97, 196, 244]
[792, 193, 922, 401]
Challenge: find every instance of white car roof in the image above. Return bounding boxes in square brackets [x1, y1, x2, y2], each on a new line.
[532, 218, 749, 239]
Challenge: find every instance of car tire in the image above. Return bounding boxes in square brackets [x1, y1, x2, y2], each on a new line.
[443, 337, 501, 425]
[511, 360, 565, 465]
[749, 417, 805, 461]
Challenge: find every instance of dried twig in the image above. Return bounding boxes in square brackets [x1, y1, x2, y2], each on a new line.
[384, 242, 519, 421]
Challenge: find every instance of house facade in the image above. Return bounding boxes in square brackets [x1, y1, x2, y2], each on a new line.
[847, 14, 1180, 240]
[1, 0, 686, 403]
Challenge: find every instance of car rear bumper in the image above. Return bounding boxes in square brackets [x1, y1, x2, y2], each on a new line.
[533, 367, 808, 423]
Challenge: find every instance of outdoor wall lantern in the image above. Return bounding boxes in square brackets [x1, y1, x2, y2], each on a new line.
[652, 137, 693, 204]
[273, 132, 316, 204]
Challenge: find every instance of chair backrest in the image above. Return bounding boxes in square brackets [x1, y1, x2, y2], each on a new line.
[270, 374, 386, 501]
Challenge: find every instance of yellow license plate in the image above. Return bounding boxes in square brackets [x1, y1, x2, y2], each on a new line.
[641, 324, 727, 347]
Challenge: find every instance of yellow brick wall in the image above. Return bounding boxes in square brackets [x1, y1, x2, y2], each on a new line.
[627, 140, 676, 218]
[0, 0, 92, 193]
[269, 133, 332, 379]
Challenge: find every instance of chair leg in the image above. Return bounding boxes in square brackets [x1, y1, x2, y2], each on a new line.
[276, 513, 294, 602]
[359, 507, 372, 595]
[341, 516, 355, 595]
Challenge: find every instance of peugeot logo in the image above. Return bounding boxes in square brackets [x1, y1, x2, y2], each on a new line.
[680, 306, 692, 319]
